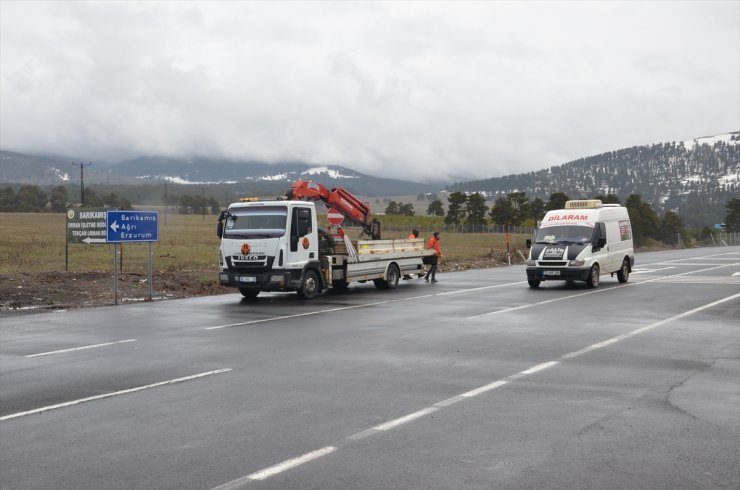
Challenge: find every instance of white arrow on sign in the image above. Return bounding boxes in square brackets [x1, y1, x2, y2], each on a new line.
[82, 237, 106, 244]
[110, 221, 119, 232]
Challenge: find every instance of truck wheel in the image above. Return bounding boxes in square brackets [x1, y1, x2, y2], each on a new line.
[386, 264, 400, 289]
[298, 270, 320, 299]
[374, 264, 400, 290]
[239, 287, 260, 299]
[586, 264, 600, 288]
[527, 278, 540, 289]
[617, 259, 630, 283]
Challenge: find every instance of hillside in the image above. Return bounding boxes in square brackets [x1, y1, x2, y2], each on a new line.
[2, 132, 738, 225]
[448, 132, 739, 227]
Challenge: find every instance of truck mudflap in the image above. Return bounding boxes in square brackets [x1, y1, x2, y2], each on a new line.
[526, 266, 591, 282]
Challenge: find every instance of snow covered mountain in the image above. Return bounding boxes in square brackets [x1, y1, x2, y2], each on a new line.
[448, 132, 739, 226]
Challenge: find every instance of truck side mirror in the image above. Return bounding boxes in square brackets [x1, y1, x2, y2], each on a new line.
[526, 238, 532, 249]
[216, 210, 226, 238]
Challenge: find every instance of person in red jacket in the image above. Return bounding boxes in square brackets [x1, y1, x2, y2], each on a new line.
[424, 231, 442, 283]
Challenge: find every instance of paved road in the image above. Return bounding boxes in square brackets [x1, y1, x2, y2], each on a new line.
[1, 247, 738, 490]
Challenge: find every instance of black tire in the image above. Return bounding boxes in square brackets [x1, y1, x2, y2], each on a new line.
[586, 264, 600, 288]
[386, 264, 400, 289]
[617, 258, 630, 283]
[298, 270, 320, 299]
[374, 264, 400, 290]
[528, 278, 541, 289]
[239, 287, 260, 299]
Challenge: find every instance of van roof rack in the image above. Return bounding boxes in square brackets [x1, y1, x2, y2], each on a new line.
[565, 199, 602, 209]
[239, 195, 288, 202]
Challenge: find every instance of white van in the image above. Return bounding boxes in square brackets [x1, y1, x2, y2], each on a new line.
[525, 200, 634, 288]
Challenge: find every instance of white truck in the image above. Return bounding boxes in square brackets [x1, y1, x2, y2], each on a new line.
[525, 199, 634, 288]
[217, 180, 432, 299]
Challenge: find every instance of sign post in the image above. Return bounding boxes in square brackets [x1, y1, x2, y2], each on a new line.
[106, 211, 159, 303]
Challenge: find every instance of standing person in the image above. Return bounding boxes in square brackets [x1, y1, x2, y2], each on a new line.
[424, 231, 442, 283]
[404, 229, 421, 279]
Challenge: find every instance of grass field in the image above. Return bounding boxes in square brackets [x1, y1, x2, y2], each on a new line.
[0, 212, 530, 275]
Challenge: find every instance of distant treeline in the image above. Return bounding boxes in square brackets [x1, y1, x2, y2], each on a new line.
[384, 191, 739, 247]
[0, 184, 220, 215]
[2, 184, 738, 247]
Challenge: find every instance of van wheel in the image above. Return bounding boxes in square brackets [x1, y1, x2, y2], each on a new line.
[586, 264, 600, 288]
[528, 278, 541, 289]
[239, 287, 260, 299]
[298, 270, 320, 299]
[617, 259, 630, 283]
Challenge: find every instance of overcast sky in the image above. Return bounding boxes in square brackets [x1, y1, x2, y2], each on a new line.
[1, 1, 738, 182]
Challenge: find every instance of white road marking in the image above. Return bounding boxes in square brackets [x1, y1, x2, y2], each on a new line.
[520, 361, 559, 375]
[211, 447, 337, 489]
[207, 254, 738, 330]
[371, 407, 438, 431]
[461, 380, 508, 397]
[208, 290, 739, 486]
[467, 262, 738, 320]
[0, 368, 231, 422]
[25, 339, 137, 358]
[631, 266, 675, 274]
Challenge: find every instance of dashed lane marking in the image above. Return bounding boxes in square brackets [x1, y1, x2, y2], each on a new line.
[0, 369, 232, 422]
[25, 339, 137, 358]
[207, 292, 739, 488]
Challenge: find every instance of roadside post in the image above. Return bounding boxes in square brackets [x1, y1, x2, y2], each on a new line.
[506, 223, 511, 266]
[106, 210, 159, 304]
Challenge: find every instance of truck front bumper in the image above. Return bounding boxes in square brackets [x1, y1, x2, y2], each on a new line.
[526, 266, 591, 282]
[219, 269, 303, 291]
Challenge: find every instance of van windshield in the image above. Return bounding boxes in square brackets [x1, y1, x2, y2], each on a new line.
[224, 206, 288, 239]
[534, 225, 593, 245]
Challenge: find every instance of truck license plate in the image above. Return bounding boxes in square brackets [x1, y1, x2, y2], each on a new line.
[543, 270, 560, 276]
[238, 276, 256, 283]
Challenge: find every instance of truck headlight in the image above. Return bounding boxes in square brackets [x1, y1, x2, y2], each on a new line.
[569, 259, 585, 266]
[526, 259, 536, 266]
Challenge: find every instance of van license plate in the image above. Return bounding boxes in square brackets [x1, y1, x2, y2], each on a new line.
[543, 270, 560, 276]
[239, 276, 256, 283]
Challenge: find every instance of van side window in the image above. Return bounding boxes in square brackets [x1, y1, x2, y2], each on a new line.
[593, 222, 607, 247]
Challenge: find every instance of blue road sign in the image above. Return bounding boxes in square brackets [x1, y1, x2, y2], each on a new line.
[106, 211, 159, 243]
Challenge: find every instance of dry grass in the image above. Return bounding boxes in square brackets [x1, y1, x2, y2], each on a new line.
[0, 213, 220, 274]
[0, 212, 529, 275]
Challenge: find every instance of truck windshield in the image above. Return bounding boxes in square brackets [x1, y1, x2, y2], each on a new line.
[224, 206, 288, 238]
[534, 225, 593, 244]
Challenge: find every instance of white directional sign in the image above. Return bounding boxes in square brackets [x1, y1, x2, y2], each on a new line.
[66, 208, 108, 244]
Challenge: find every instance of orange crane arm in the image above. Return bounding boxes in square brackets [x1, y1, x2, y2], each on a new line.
[287, 180, 378, 237]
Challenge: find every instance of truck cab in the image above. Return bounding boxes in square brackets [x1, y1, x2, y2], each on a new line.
[218, 199, 323, 298]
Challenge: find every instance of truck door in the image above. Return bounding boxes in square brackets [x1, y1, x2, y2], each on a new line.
[288, 206, 318, 266]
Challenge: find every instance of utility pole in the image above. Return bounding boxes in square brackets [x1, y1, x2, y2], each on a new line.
[74, 162, 92, 206]
[202, 187, 206, 221]
[163, 181, 168, 225]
